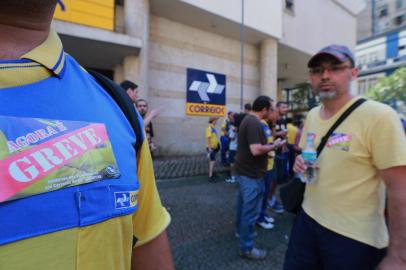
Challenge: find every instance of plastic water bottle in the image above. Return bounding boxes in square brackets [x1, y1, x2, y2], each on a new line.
[300, 133, 317, 184]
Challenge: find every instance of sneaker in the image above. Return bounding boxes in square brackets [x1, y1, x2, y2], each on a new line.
[239, 247, 267, 260]
[225, 177, 235, 183]
[264, 215, 275, 223]
[208, 176, 215, 182]
[257, 221, 274, 229]
[271, 201, 285, 214]
[268, 198, 285, 214]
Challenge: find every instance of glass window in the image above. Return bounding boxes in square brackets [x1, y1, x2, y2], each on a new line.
[396, 0, 403, 9]
[285, 0, 294, 12]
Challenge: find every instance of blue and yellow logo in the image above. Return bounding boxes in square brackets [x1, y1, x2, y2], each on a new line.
[114, 191, 138, 209]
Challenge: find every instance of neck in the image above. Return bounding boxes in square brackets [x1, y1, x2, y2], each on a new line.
[320, 92, 353, 119]
[0, 16, 51, 60]
[251, 111, 263, 120]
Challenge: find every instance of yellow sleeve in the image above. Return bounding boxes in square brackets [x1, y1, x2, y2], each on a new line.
[287, 124, 298, 145]
[132, 137, 171, 247]
[369, 109, 406, 170]
[205, 126, 211, 139]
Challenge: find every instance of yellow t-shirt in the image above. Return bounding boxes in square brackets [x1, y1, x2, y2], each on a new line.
[287, 123, 298, 145]
[206, 124, 219, 149]
[300, 97, 406, 248]
[0, 31, 170, 270]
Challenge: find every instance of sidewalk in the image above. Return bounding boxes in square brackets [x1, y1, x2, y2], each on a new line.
[153, 154, 229, 179]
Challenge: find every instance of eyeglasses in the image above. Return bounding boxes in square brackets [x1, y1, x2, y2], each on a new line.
[309, 65, 352, 76]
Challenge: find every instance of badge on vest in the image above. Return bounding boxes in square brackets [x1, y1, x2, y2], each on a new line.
[114, 191, 138, 209]
[0, 116, 120, 202]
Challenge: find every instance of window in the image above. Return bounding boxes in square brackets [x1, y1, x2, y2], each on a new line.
[285, 0, 294, 12]
[379, 7, 388, 18]
[396, 0, 403, 9]
[358, 79, 367, 95]
[394, 15, 405, 26]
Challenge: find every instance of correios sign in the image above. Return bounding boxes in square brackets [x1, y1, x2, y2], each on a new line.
[186, 68, 226, 117]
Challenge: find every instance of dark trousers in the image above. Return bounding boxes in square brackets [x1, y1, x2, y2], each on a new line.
[284, 210, 386, 270]
[220, 136, 229, 165]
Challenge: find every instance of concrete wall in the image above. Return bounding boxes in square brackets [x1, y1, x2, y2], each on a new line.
[149, 16, 260, 156]
[282, 0, 358, 55]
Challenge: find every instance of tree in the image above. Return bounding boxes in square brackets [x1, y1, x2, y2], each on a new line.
[366, 67, 406, 116]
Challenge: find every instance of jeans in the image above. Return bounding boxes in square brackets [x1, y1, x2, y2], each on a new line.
[258, 170, 274, 222]
[275, 153, 289, 184]
[284, 209, 386, 270]
[220, 136, 229, 165]
[236, 175, 265, 252]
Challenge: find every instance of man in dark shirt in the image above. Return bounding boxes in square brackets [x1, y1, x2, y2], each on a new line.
[235, 96, 282, 260]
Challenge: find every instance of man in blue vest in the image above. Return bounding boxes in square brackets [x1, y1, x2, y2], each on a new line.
[0, 1, 174, 269]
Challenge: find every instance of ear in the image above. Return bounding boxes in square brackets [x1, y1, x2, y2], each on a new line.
[350, 67, 358, 81]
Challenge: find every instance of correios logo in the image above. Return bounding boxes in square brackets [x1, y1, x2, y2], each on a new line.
[115, 191, 138, 209]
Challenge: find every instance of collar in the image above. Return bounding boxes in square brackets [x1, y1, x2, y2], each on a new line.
[20, 30, 66, 78]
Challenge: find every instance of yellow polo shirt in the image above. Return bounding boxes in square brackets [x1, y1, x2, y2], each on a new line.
[301, 97, 406, 248]
[206, 123, 219, 149]
[0, 31, 170, 269]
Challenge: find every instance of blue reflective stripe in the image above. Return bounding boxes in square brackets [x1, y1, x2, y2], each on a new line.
[0, 55, 140, 245]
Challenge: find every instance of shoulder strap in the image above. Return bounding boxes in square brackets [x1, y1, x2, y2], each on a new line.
[87, 70, 144, 153]
[317, 98, 367, 157]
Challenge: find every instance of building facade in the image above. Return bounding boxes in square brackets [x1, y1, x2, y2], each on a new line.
[356, 0, 406, 95]
[52, 0, 363, 156]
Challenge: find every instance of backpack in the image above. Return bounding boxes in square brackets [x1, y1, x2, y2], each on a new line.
[88, 70, 143, 153]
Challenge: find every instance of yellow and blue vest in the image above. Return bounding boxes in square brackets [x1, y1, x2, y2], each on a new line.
[0, 54, 141, 245]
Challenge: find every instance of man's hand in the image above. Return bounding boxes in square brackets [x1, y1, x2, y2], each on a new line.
[293, 155, 307, 174]
[377, 254, 406, 270]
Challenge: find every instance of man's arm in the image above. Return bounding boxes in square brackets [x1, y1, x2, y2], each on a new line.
[132, 230, 175, 270]
[143, 108, 160, 127]
[249, 139, 284, 156]
[377, 165, 406, 270]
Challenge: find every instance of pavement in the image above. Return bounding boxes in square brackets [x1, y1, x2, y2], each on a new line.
[153, 154, 229, 179]
[154, 155, 295, 270]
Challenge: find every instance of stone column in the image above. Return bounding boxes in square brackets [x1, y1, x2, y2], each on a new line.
[113, 64, 124, 84]
[260, 38, 278, 101]
[124, 0, 149, 100]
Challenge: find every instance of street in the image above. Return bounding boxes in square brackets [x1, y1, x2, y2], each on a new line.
[157, 173, 295, 270]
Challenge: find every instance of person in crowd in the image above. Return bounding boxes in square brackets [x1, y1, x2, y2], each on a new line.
[136, 99, 159, 153]
[225, 112, 237, 183]
[220, 111, 233, 167]
[256, 102, 281, 230]
[268, 102, 289, 214]
[235, 96, 284, 260]
[206, 117, 220, 182]
[284, 44, 406, 270]
[120, 80, 139, 103]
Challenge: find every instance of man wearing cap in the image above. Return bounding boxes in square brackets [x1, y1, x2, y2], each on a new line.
[0, 1, 174, 270]
[284, 45, 406, 270]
